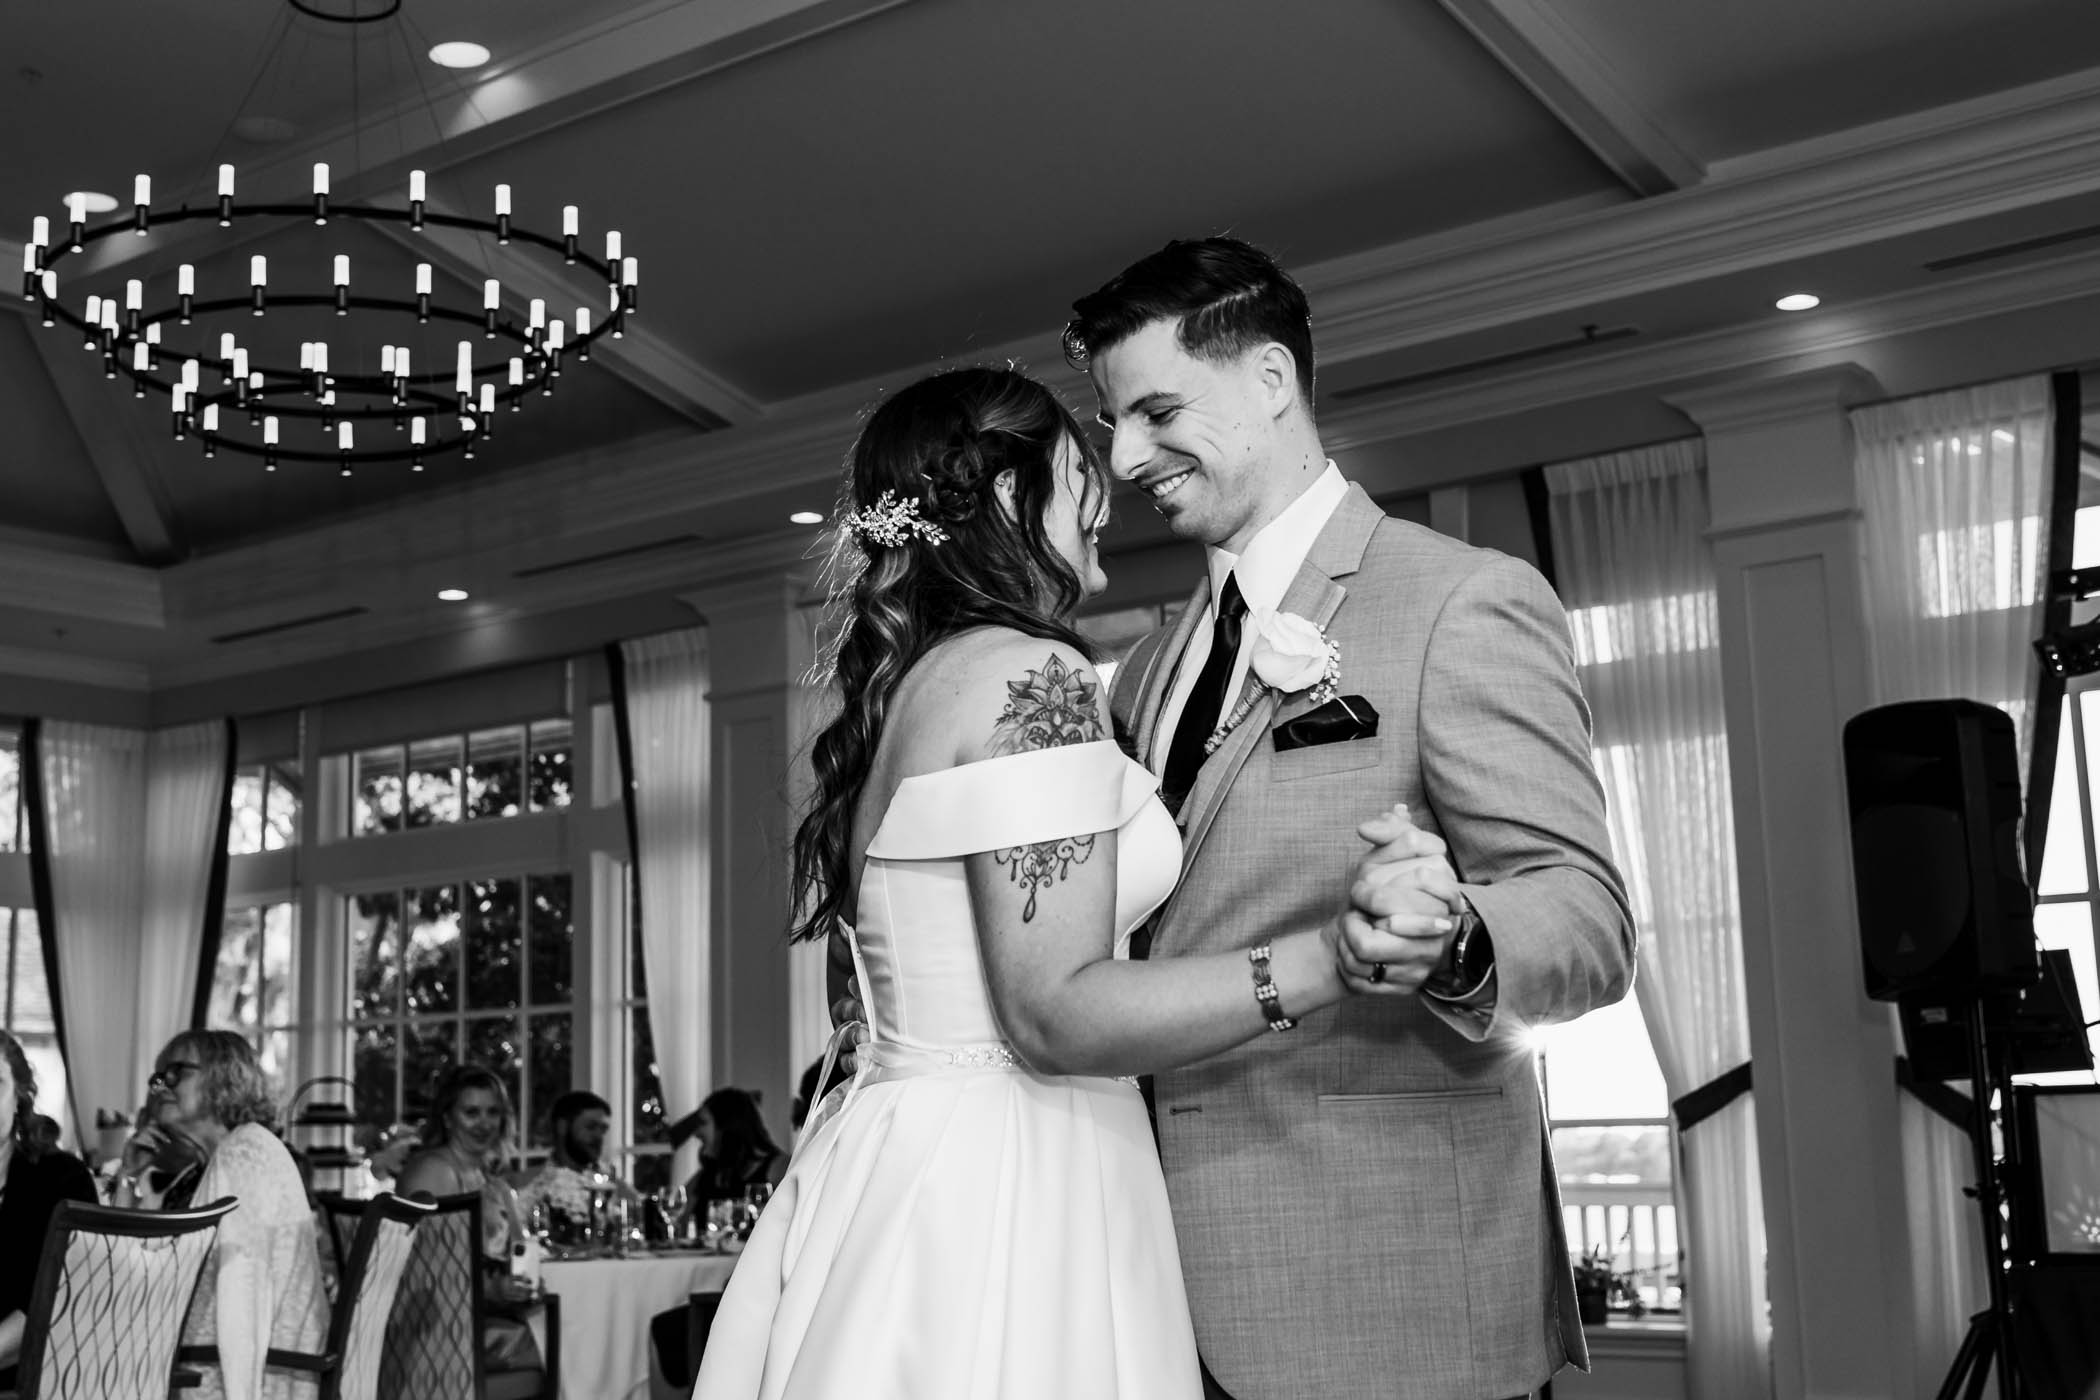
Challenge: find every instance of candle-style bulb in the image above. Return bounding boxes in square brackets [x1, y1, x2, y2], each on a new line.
[606, 230, 622, 263]
[562, 205, 578, 236]
[251, 255, 267, 287]
[547, 319, 566, 350]
[233, 348, 249, 380]
[528, 298, 545, 329]
[412, 417, 428, 445]
[313, 163, 329, 196]
[479, 383, 496, 414]
[181, 359, 199, 391]
[30, 216, 48, 248]
[410, 169, 427, 202]
[178, 264, 195, 297]
[622, 256, 638, 287]
[456, 342, 473, 394]
[146, 323, 162, 346]
[334, 255, 350, 286]
[495, 184, 511, 216]
[396, 346, 410, 377]
[381, 345, 396, 376]
[416, 263, 433, 296]
[134, 174, 151, 205]
[263, 416, 279, 446]
[338, 422, 353, 451]
[202, 404, 219, 432]
[313, 343, 328, 374]
[509, 357, 523, 386]
[219, 332, 235, 359]
[125, 279, 142, 311]
[218, 164, 235, 197]
[483, 278, 500, 310]
[67, 193, 86, 223]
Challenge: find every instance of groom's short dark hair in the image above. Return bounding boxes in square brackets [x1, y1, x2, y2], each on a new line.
[1063, 236, 1316, 408]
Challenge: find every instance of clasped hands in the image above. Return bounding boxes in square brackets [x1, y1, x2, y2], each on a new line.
[1324, 803, 1466, 996]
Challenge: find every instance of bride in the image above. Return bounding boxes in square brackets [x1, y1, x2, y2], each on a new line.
[694, 366, 1391, 1398]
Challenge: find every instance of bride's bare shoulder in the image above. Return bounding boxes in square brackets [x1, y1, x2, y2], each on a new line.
[900, 628, 1109, 766]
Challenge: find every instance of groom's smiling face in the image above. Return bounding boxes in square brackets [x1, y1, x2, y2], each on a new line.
[1089, 318, 1288, 554]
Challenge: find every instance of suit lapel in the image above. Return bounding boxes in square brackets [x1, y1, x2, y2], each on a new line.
[1155, 484, 1387, 948]
[1133, 574, 1212, 770]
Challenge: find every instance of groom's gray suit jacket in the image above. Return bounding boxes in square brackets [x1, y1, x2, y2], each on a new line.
[1111, 484, 1635, 1400]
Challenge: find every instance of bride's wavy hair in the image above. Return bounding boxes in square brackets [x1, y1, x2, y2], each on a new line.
[789, 366, 1108, 945]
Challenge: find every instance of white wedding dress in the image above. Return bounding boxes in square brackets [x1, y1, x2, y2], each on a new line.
[693, 740, 1203, 1398]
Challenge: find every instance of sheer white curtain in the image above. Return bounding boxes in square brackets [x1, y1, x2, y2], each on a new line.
[134, 721, 231, 1083]
[620, 628, 710, 1183]
[1546, 439, 1770, 1400]
[37, 721, 149, 1141]
[1851, 375, 2053, 1390]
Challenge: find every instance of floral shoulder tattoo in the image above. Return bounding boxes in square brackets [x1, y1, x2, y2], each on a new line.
[987, 654, 1103, 921]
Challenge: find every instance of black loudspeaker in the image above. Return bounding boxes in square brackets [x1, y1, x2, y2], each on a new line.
[1842, 699, 2039, 1001]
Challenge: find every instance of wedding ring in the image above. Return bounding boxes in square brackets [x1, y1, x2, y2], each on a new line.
[1369, 962, 1388, 984]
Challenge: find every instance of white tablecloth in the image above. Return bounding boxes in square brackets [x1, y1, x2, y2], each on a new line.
[533, 1250, 739, 1400]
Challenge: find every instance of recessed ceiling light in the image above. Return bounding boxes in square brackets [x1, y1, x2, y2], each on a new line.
[789, 511, 825, 525]
[428, 41, 491, 69]
[1775, 293, 1821, 312]
[61, 190, 118, 215]
[437, 588, 470, 602]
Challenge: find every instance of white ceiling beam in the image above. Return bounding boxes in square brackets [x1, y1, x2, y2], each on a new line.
[368, 204, 763, 426]
[1436, 0, 1703, 196]
[69, 0, 917, 281]
[27, 328, 186, 565]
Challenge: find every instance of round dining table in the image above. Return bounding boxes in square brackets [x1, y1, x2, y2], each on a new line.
[530, 1247, 739, 1400]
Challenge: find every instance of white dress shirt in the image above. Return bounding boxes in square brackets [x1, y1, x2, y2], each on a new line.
[1152, 463, 1349, 774]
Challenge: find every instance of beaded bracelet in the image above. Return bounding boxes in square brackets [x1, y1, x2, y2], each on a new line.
[1248, 942, 1296, 1032]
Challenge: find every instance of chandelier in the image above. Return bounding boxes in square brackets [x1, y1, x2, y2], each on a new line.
[13, 0, 638, 475]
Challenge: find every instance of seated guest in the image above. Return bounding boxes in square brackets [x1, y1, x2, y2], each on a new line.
[116, 1091, 211, 1209]
[394, 1065, 541, 1375]
[669, 1087, 786, 1205]
[517, 1089, 635, 1235]
[0, 1030, 96, 1388]
[114, 1031, 326, 1400]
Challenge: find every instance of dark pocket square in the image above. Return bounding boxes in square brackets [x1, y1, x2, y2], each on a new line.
[1273, 695, 1380, 751]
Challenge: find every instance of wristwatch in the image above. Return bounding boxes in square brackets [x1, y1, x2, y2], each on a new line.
[1426, 896, 1492, 996]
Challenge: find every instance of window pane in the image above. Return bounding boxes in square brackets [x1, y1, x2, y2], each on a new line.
[261, 903, 296, 1028]
[405, 884, 461, 1015]
[264, 760, 302, 851]
[352, 1023, 400, 1135]
[210, 906, 264, 1031]
[406, 736, 463, 828]
[529, 719, 574, 812]
[2038, 696, 2087, 896]
[633, 1003, 664, 1141]
[352, 746, 404, 836]
[1541, 995, 1670, 1121]
[228, 767, 266, 855]
[466, 878, 522, 1011]
[529, 1013, 572, 1153]
[3, 909, 55, 1035]
[1553, 1123, 1679, 1309]
[401, 1020, 457, 1130]
[528, 874, 572, 1005]
[466, 727, 525, 820]
[257, 1028, 291, 1094]
[467, 1017, 524, 1135]
[2034, 902, 2100, 1070]
[347, 891, 400, 1019]
[0, 732, 18, 852]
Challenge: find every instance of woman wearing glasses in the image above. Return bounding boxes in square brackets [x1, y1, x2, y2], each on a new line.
[116, 1030, 326, 1400]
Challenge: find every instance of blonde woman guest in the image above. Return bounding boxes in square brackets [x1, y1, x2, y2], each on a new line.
[114, 1031, 326, 1400]
[393, 1064, 542, 1374]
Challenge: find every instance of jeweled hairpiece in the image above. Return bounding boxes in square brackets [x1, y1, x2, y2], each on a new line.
[842, 490, 947, 548]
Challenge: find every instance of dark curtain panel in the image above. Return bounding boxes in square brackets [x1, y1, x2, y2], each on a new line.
[189, 718, 241, 1029]
[1520, 466, 1559, 594]
[2023, 371, 2083, 883]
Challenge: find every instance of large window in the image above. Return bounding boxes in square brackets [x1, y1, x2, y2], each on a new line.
[0, 728, 28, 854]
[205, 670, 652, 1184]
[345, 873, 575, 1156]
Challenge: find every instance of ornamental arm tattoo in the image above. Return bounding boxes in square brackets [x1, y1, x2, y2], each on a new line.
[987, 654, 1105, 921]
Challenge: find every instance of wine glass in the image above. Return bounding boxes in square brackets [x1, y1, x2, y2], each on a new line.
[663, 1184, 691, 1244]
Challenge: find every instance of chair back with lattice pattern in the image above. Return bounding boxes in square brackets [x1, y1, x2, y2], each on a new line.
[12, 1196, 237, 1400]
[374, 1191, 484, 1400]
[327, 1192, 437, 1400]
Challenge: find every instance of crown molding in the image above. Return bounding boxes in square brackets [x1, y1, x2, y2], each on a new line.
[1667, 365, 1883, 435]
[0, 540, 163, 629]
[0, 643, 152, 691]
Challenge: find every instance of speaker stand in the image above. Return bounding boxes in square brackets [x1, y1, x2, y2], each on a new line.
[1934, 993, 2023, 1400]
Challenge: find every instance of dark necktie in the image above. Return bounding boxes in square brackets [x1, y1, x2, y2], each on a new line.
[1161, 573, 1247, 816]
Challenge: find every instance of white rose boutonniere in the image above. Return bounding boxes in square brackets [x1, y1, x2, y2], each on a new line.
[1204, 609, 1342, 756]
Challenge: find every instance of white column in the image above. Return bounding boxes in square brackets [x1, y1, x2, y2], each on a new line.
[679, 574, 821, 1147]
[1671, 366, 1919, 1400]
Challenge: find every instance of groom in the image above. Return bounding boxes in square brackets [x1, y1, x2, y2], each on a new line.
[1069, 237, 1635, 1400]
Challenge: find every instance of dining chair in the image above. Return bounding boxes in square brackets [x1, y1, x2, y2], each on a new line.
[3, 1196, 236, 1400]
[180, 1191, 437, 1400]
[366, 1191, 559, 1400]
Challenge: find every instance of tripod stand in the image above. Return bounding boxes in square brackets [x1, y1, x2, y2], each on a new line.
[1933, 993, 2024, 1400]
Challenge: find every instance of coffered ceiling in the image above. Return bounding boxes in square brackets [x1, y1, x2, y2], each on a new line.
[5, 0, 2100, 708]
